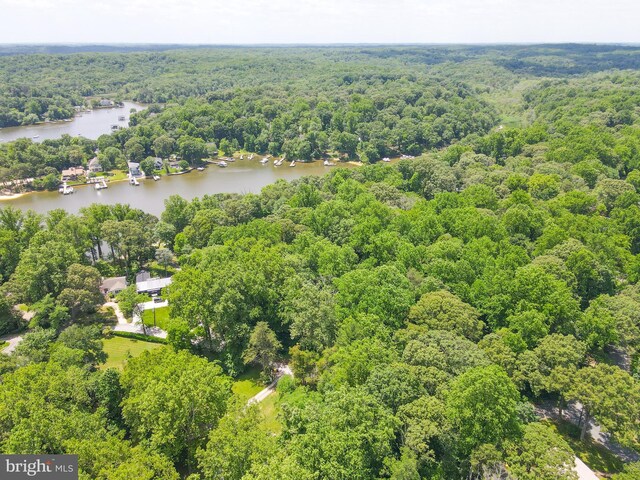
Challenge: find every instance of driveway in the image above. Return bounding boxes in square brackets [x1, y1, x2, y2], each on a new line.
[141, 300, 168, 310]
[104, 301, 167, 339]
[574, 458, 599, 480]
[0, 332, 24, 354]
[247, 364, 292, 405]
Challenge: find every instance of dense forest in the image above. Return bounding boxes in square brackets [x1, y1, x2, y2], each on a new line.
[1, 45, 640, 479]
[3, 44, 640, 185]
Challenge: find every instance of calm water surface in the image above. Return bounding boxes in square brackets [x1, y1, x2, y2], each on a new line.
[3, 160, 356, 217]
[0, 102, 146, 143]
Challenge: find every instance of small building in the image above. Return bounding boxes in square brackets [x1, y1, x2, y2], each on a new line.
[100, 276, 128, 296]
[153, 157, 164, 169]
[61, 166, 86, 182]
[136, 277, 172, 296]
[99, 99, 114, 107]
[88, 157, 102, 173]
[128, 162, 141, 177]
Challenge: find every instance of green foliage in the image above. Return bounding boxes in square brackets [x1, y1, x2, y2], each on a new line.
[120, 348, 232, 468]
[505, 422, 577, 480]
[446, 365, 521, 454]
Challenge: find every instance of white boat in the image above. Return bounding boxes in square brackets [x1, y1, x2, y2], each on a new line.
[197, 166, 205, 171]
[129, 177, 139, 186]
[382, 157, 391, 162]
[260, 157, 269, 165]
[153, 175, 160, 181]
[240, 155, 244, 160]
[218, 161, 228, 168]
[95, 179, 108, 190]
[32, 135, 39, 139]
[289, 160, 296, 167]
[323, 160, 336, 166]
[249, 154, 254, 160]
[59, 182, 74, 195]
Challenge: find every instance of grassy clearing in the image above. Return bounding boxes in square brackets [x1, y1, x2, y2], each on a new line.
[101, 336, 163, 370]
[258, 391, 281, 434]
[141, 306, 170, 331]
[232, 366, 264, 399]
[146, 261, 177, 278]
[546, 420, 624, 477]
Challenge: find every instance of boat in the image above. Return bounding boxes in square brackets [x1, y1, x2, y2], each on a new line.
[382, 157, 391, 162]
[260, 157, 269, 165]
[32, 135, 39, 139]
[129, 176, 140, 186]
[323, 159, 336, 166]
[249, 154, 254, 160]
[197, 166, 205, 171]
[59, 182, 74, 195]
[240, 155, 244, 160]
[289, 160, 296, 167]
[153, 175, 160, 181]
[218, 161, 228, 168]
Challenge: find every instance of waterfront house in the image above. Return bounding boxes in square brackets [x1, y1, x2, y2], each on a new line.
[99, 99, 114, 107]
[88, 157, 103, 173]
[153, 157, 164, 169]
[61, 166, 86, 182]
[128, 162, 142, 177]
[100, 276, 127, 296]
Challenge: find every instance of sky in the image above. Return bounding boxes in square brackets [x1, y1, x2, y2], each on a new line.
[0, 0, 638, 45]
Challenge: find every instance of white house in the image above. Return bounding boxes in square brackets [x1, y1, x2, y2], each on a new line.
[136, 277, 172, 295]
[88, 157, 102, 173]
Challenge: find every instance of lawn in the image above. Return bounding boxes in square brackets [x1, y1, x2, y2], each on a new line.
[547, 420, 624, 478]
[101, 336, 163, 370]
[142, 306, 170, 330]
[232, 366, 264, 400]
[258, 391, 281, 434]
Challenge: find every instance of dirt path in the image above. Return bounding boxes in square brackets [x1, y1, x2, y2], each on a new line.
[247, 364, 292, 405]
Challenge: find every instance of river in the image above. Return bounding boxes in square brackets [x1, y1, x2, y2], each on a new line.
[0, 101, 146, 143]
[2, 160, 357, 217]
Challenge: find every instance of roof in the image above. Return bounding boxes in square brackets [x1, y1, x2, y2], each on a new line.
[101, 276, 127, 292]
[128, 162, 140, 168]
[88, 157, 101, 166]
[61, 166, 85, 176]
[135, 270, 151, 283]
[136, 277, 172, 293]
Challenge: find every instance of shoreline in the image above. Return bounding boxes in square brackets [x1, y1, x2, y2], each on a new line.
[0, 156, 399, 205]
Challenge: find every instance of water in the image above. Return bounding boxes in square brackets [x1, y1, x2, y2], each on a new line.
[0, 102, 146, 143]
[2, 160, 356, 217]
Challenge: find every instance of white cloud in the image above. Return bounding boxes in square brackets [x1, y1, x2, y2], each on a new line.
[0, 0, 637, 44]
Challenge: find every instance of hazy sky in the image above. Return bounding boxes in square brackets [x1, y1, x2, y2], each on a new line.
[0, 0, 637, 44]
